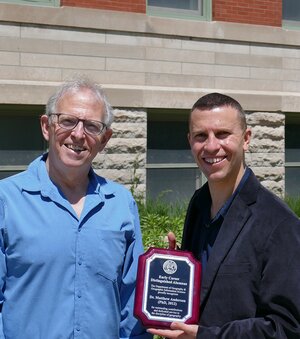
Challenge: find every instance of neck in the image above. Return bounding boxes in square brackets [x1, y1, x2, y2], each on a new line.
[209, 185, 233, 219]
[46, 158, 90, 205]
[208, 167, 246, 219]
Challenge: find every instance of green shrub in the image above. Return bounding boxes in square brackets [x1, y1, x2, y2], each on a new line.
[285, 195, 300, 217]
[138, 197, 187, 249]
[135, 197, 188, 339]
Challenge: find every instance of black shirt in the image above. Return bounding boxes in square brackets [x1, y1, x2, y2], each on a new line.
[198, 167, 251, 274]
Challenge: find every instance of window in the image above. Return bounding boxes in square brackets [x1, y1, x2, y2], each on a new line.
[0, 0, 59, 7]
[147, 109, 204, 203]
[282, 0, 300, 28]
[285, 113, 300, 197]
[147, 0, 211, 21]
[0, 105, 46, 179]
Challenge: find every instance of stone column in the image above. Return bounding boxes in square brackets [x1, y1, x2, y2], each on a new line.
[246, 112, 285, 197]
[93, 109, 147, 199]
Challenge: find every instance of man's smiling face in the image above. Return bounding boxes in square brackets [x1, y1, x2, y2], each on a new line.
[41, 88, 112, 175]
[188, 105, 251, 187]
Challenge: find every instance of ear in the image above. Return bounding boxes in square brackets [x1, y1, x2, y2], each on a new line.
[40, 115, 51, 141]
[243, 128, 251, 151]
[99, 128, 113, 148]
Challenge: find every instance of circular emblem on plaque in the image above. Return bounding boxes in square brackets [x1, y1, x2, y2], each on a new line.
[163, 259, 177, 274]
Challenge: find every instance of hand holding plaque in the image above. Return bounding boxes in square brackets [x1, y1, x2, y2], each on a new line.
[134, 247, 201, 329]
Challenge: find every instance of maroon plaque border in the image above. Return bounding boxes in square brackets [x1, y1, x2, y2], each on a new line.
[134, 247, 201, 329]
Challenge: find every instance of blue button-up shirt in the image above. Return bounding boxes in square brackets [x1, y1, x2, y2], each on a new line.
[0, 154, 151, 339]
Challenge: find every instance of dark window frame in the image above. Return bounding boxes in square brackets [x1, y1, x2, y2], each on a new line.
[147, 0, 211, 21]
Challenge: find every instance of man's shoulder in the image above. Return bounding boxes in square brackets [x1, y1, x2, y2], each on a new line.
[239, 172, 300, 227]
[0, 169, 36, 192]
[92, 172, 134, 200]
[244, 172, 290, 209]
[257, 185, 298, 219]
[0, 155, 43, 192]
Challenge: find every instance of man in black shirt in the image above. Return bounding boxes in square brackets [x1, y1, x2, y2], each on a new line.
[148, 93, 300, 338]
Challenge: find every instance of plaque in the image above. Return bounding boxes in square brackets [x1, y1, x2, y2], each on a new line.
[134, 247, 201, 329]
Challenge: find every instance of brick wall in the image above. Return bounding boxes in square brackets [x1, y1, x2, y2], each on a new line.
[61, 0, 282, 26]
[61, 0, 146, 13]
[213, 0, 282, 26]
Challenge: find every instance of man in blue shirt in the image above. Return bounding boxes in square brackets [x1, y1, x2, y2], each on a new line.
[148, 93, 300, 338]
[0, 76, 151, 339]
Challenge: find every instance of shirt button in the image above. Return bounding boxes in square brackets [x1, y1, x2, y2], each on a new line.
[77, 293, 81, 298]
[78, 261, 82, 266]
[76, 327, 80, 332]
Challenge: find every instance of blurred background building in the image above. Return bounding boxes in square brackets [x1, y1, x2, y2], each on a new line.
[0, 0, 299, 202]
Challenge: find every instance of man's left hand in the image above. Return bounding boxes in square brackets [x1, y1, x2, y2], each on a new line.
[147, 322, 198, 339]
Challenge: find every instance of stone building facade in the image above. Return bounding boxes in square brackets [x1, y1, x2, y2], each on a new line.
[0, 2, 299, 200]
[246, 112, 285, 196]
[99, 110, 286, 198]
[94, 109, 147, 198]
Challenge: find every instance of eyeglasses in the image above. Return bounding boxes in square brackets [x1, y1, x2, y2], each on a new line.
[49, 113, 107, 136]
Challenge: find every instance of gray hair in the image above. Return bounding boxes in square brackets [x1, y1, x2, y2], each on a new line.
[45, 76, 114, 127]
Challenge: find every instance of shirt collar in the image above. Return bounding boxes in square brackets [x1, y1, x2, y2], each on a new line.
[21, 153, 115, 200]
[212, 167, 251, 222]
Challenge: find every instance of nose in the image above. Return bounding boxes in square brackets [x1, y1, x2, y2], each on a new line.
[71, 121, 85, 138]
[204, 134, 220, 152]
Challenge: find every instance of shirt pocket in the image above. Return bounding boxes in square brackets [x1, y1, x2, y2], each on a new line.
[85, 229, 127, 282]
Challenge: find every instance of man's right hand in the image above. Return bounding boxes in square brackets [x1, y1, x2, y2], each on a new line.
[168, 231, 177, 250]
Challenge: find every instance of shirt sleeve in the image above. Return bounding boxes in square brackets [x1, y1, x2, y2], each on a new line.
[119, 197, 152, 339]
[0, 200, 6, 339]
[196, 216, 300, 339]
